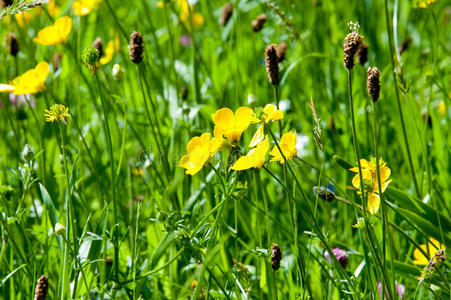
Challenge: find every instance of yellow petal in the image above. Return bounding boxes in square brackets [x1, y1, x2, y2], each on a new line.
[231, 155, 254, 171]
[0, 84, 15, 93]
[263, 104, 283, 122]
[209, 137, 224, 156]
[249, 124, 264, 148]
[413, 245, 430, 265]
[252, 136, 269, 168]
[212, 108, 234, 132]
[367, 193, 380, 214]
[235, 107, 253, 133]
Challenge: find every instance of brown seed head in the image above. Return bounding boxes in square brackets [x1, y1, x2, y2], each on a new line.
[343, 32, 363, 69]
[92, 37, 103, 58]
[219, 3, 233, 27]
[52, 53, 63, 71]
[398, 37, 412, 55]
[276, 42, 288, 63]
[129, 31, 144, 64]
[265, 44, 279, 85]
[34, 275, 49, 300]
[252, 14, 267, 32]
[4, 33, 19, 57]
[1, 0, 13, 8]
[271, 243, 282, 271]
[367, 67, 381, 103]
[357, 42, 368, 65]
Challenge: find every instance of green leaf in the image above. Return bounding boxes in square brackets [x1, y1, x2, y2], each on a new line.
[39, 183, 59, 230]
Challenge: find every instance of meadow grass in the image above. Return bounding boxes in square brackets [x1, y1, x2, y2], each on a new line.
[0, 0, 450, 299]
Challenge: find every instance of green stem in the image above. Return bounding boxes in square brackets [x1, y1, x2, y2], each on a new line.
[383, 0, 421, 199]
[94, 74, 119, 283]
[372, 102, 397, 298]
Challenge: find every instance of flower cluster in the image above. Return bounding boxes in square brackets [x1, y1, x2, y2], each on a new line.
[44, 104, 71, 123]
[350, 158, 392, 214]
[179, 105, 297, 175]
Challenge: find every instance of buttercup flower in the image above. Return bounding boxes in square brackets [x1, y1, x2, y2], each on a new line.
[349, 157, 391, 214]
[33, 16, 72, 46]
[269, 131, 297, 163]
[413, 238, 446, 266]
[417, 0, 436, 8]
[179, 132, 224, 175]
[231, 136, 269, 170]
[212, 107, 253, 143]
[177, 0, 204, 28]
[73, 0, 100, 16]
[44, 104, 71, 123]
[0, 62, 49, 95]
[250, 104, 284, 147]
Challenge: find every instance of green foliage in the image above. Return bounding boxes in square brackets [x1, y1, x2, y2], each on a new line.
[0, 0, 450, 299]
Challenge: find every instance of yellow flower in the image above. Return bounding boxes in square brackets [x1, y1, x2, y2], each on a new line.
[73, 0, 100, 16]
[33, 16, 72, 46]
[15, 11, 33, 27]
[100, 35, 120, 65]
[179, 132, 224, 175]
[417, 0, 436, 8]
[211, 107, 253, 143]
[232, 136, 269, 170]
[439, 100, 446, 116]
[47, 0, 61, 17]
[413, 238, 445, 265]
[0, 62, 49, 95]
[349, 158, 392, 214]
[44, 104, 71, 123]
[269, 131, 297, 163]
[249, 104, 284, 147]
[177, 0, 204, 28]
[132, 168, 144, 176]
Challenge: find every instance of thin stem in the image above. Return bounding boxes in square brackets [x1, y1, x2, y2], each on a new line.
[372, 102, 396, 298]
[383, 0, 421, 198]
[95, 74, 119, 283]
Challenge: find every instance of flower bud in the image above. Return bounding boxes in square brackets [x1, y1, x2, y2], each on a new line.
[219, 3, 233, 27]
[312, 186, 336, 202]
[357, 42, 368, 65]
[275, 42, 288, 63]
[129, 31, 144, 64]
[55, 223, 66, 235]
[4, 33, 19, 56]
[324, 247, 349, 269]
[92, 37, 104, 58]
[252, 14, 267, 32]
[343, 32, 363, 69]
[265, 44, 279, 85]
[82, 46, 100, 74]
[112, 64, 124, 81]
[367, 67, 381, 103]
[271, 243, 282, 271]
[21, 144, 34, 162]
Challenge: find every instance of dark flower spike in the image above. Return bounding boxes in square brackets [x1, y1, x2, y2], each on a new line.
[129, 31, 144, 64]
[92, 37, 104, 58]
[34, 275, 49, 300]
[271, 243, 282, 271]
[343, 32, 363, 69]
[219, 3, 233, 27]
[313, 186, 336, 202]
[367, 67, 381, 103]
[265, 44, 279, 85]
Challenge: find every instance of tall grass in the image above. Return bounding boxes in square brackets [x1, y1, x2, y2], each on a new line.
[0, 0, 449, 299]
